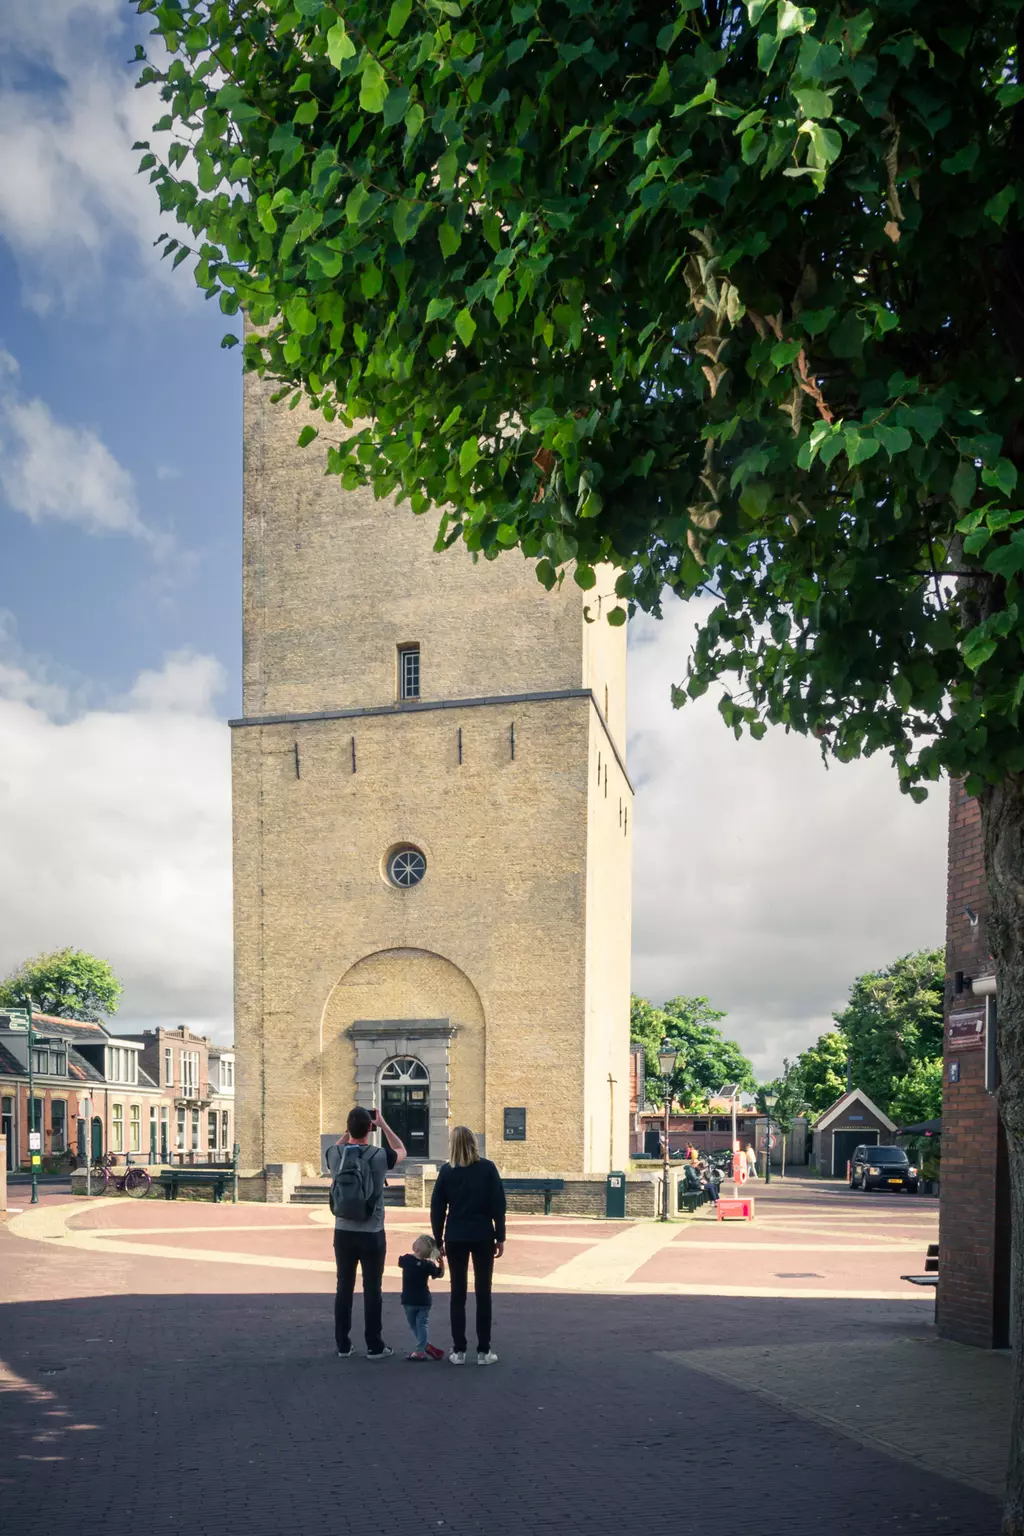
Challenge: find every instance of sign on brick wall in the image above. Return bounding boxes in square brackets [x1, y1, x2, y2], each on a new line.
[947, 1008, 986, 1051]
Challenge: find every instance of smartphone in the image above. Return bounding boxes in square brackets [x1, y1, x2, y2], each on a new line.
[370, 1108, 379, 1125]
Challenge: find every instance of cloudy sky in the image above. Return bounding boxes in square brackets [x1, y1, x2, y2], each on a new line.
[0, 3, 946, 1074]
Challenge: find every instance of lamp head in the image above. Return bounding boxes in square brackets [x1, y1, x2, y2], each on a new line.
[763, 1090, 778, 1109]
[657, 1038, 679, 1079]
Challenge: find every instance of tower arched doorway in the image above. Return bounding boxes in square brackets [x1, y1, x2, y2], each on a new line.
[379, 1056, 430, 1160]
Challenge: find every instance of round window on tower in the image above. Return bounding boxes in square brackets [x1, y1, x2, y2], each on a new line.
[385, 844, 427, 889]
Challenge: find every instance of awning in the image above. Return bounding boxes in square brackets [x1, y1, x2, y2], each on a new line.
[895, 1118, 941, 1136]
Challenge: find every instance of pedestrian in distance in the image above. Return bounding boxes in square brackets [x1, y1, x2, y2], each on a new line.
[745, 1143, 759, 1179]
[399, 1235, 446, 1361]
[327, 1105, 406, 1360]
[430, 1125, 506, 1366]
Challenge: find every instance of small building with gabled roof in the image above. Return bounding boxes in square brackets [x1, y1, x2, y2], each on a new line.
[811, 1088, 896, 1178]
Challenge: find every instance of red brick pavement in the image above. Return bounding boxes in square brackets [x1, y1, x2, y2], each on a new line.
[0, 1193, 997, 1536]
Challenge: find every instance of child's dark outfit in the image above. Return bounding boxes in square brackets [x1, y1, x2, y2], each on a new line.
[399, 1253, 443, 1357]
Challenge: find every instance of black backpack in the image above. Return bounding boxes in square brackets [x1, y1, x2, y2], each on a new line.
[329, 1144, 377, 1221]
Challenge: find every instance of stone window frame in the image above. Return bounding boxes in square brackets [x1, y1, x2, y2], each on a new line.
[349, 1019, 455, 1161]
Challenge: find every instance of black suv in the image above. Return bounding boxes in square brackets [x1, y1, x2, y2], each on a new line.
[849, 1145, 919, 1193]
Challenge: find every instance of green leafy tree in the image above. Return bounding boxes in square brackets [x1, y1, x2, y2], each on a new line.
[135, 2, 1024, 1519]
[757, 1059, 808, 1173]
[793, 1030, 849, 1116]
[889, 1056, 944, 1126]
[631, 994, 755, 1107]
[832, 948, 944, 1111]
[0, 949, 123, 1022]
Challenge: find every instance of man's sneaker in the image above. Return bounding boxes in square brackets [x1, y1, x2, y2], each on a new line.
[425, 1344, 445, 1361]
[449, 1351, 466, 1365]
[336, 1347, 354, 1358]
[477, 1351, 499, 1367]
[367, 1346, 393, 1360]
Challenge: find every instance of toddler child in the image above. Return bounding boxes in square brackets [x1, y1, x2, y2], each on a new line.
[399, 1234, 445, 1361]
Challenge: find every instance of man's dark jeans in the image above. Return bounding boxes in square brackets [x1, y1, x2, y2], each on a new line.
[334, 1229, 386, 1353]
[446, 1240, 494, 1353]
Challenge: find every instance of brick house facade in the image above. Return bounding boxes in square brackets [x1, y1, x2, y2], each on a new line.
[937, 782, 1011, 1349]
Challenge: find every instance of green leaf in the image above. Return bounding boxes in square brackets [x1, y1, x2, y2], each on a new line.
[383, 86, 410, 128]
[405, 102, 425, 142]
[606, 607, 627, 627]
[875, 425, 912, 457]
[984, 533, 1024, 581]
[387, 0, 413, 36]
[297, 425, 319, 448]
[574, 563, 597, 590]
[459, 437, 480, 474]
[981, 459, 1018, 497]
[438, 146, 459, 191]
[360, 265, 383, 299]
[777, 3, 815, 38]
[293, 98, 319, 126]
[326, 21, 356, 65]
[962, 631, 998, 671]
[843, 430, 880, 467]
[493, 289, 514, 326]
[454, 308, 477, 345]
[906, 406, 944, 444]
[950, 462, 977, 509]
[439, 221, 461, 258]
[426, 297, 453, 322]
[793, 88, 832, 120]
[940, 143, 979, 176]
[984, 186, 1015, 226]
[359, 60, 389, 114]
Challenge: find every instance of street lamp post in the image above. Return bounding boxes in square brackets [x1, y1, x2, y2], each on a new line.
[763, 1090, 777, 1187]
[657, 1038, 679, 1222]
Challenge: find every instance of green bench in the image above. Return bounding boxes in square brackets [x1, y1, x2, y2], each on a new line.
[156, 1168, 233, 1202]
[503, 1177, 565, 1215]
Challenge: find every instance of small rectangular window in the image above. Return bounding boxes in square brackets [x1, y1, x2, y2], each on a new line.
[222, 1110, 230, 1150]
[130, 1105, 141, 1152]
[208, 1110, 218, 1151]
[51, 1100, 67, 1152]
[165, 1047, 173, 1087]
[398, 644, 420, 701]
[112, 1104, 124, 1153]
[176, 1107, 186, 1150]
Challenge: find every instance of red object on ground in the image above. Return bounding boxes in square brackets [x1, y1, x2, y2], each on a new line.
[717, 1197, 755, 1221]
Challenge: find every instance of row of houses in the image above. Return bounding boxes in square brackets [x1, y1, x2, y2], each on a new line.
[0, 1009, 235, 1170]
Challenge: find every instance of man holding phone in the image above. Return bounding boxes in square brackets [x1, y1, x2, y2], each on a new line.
[327, 1105, 407, 1359]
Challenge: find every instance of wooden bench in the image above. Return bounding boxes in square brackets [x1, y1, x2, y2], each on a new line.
[156, 1168, 233, 1203]
[902, 1242, 939, 1287]
[503, 1177, 565, 1215]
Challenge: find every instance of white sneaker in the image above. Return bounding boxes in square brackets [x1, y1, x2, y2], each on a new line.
[477, 1351, 499, 1366]
[449, 1351, 466, 1365]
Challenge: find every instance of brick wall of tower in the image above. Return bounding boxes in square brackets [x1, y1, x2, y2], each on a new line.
[937, 780, 1011, 1348]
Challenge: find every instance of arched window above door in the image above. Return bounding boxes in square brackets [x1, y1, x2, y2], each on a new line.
[380, 1056, 429, 1084]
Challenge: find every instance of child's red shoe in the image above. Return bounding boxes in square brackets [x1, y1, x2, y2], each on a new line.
[425, 1344, 445, 1360]
[407, 1351, 428, 1361]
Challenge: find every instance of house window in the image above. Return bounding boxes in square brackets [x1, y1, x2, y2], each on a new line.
[149, 1105, 158, 1158]
[30, 1097, 44, 1132]
[165, 1047, 173, 1087]
[175, 1107, 186, 1150]
[181, 1052, 198, 1097]
[130, 1105, 141, 1153]
[161, 1106, 170, 1159]
[51, 1100, 67, 1152]
[112, 1104, 124, 1153]
[191, 1109, 200, 1150]
[398, 644, 420, 701]
[221, 1110, 230, 1150]
[208, 1111, 218, 1151]
[223, 1059, 234, 1090]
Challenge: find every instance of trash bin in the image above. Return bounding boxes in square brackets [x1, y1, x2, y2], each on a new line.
[606, 1170, 626, 1219]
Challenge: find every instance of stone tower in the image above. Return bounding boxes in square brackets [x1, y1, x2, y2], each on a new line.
[231, 375, 633, 1180]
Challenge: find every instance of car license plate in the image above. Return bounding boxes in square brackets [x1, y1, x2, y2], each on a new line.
[888, 1178, 902, 1185]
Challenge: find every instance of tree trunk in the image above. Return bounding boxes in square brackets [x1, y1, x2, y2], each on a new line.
[979, 777, 1024, 1535]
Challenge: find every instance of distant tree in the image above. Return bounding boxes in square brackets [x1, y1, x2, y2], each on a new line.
[832, 949, 944, 1112]
[889, 1057, 944, 1127]
[0, 949, 123, 1022]
[757, 1059, 808, 1176]
[793, 1031, 849, 1117]
[630, 994, 755, 1108]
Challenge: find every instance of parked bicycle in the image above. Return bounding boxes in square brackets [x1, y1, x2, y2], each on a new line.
[86, 1151, 151, 1198]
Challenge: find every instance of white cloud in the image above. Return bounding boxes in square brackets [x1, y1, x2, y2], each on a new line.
[0, 347, 163, 543]
[0, 0, 181, 309]
[626, 598, 947, 1076]
[0, 637, 233, 1038]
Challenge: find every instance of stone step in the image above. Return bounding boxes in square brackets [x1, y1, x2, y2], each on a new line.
[289, 1181, 406, 1207]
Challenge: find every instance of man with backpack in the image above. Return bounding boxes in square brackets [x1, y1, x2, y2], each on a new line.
[327, 1106, 406, 1359]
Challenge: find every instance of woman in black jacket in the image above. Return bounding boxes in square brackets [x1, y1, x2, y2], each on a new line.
[430, 1125, 506, 1366]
